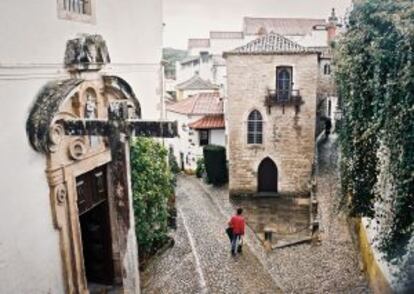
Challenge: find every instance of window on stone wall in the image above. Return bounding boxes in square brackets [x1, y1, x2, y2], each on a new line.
[247, 110, 263, 144]
[199, 130, 209, 146]
[276, 66, 292, 101]
[58, 0, 95, 23]
[324, 64, 331, 75]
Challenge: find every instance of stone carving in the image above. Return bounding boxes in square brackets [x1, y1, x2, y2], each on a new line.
[84, 89, 99, 147]
[64, 34, 111, 71]
[68, 138, 87, 160]
[49, 123, 65, 152]
[55, 184, 67, 206]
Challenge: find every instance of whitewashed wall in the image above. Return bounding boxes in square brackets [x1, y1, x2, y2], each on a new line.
[209, 38, 245, 55]
[211, 129, 226, 146]
[165, 111, 225, 170]
[0, 0, 162, 292]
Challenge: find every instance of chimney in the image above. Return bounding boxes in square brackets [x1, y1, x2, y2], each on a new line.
[327, 8, 338, 45]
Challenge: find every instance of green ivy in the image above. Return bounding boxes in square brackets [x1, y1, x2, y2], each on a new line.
[195, 157, 205, 179]
[130, 138, 175, 256]
[335, 0, 414, 260]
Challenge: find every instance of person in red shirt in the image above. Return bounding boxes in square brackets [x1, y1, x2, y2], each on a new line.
[228, 208, 245, 256]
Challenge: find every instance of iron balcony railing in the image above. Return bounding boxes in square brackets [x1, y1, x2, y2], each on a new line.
[265, 89, 303, 107]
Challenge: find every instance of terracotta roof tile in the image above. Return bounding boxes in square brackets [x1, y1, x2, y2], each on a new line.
[166, 92, 223, 115]
[226, 33, 314, 55]
[189, 115, 225, 129]
[176, 75, 219, 90]
[243, 17, 325, 36]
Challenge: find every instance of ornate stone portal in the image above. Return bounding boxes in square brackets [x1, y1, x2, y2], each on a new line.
[26, 35, 177, 293]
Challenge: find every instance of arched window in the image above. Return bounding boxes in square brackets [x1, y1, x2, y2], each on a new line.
[247, 110, 263, 144]
[324, 64, 331, 75]
[276, 67, 292, 101]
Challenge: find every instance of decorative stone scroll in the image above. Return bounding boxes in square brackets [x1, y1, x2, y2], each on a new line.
[55, 184, 67, 206]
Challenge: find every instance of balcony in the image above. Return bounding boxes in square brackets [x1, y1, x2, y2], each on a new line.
[265, 89, 303, 106]
[264, 89, 303, 114]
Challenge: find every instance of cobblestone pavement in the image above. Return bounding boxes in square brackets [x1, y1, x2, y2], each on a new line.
[142, 177, 281, 294]
[143, 134, 371, 293]
[198, 134, 371, 293]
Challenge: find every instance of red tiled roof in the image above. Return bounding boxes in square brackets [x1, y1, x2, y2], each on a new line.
[243, 17, 325, 36]
[166, 92, 223, 115]
[189, 115, 225, 129]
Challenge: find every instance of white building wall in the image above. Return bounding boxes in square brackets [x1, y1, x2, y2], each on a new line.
[176, 61, 200, 84]
[0, 0, 162, 292]
[210, 129, 226, 146]
[189, 46, 211, 56]
[0, 80, 65, 294]
[165, 112, 202, 171]
[210, 39, 245, 55]
[165, 111, 225, 171]
[288, 31, 328, 47]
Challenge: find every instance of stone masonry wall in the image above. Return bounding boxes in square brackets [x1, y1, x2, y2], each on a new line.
[226, 54, 319, 196]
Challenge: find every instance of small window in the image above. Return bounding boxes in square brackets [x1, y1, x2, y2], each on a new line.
[324, 64, 331, 75]
[63, 0, 91, 15]
[276, 67, 292, 101]
[247, 110, 263, 144]
[58, 0, 95, 23]
[199, 130, 209, 146]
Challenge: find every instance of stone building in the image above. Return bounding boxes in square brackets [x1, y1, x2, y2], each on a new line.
[175, 14, 335, 88]
[0, 1, 165, 293]
[225, 33, 325, 196]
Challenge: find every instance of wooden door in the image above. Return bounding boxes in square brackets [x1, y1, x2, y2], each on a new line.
[258, 158, 278, 193]
[76, 165, 114, 285]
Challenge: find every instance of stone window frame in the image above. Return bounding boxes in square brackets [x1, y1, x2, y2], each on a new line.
[57, 0, 96, 24]
[247, 110, 264, 145]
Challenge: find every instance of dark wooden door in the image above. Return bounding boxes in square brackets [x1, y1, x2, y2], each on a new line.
[76, 166, 114, 285]
[180, 152, 185, 171]
[258, 158, 278, 193]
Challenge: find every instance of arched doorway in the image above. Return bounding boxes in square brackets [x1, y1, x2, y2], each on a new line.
[258, 157, 278, 193]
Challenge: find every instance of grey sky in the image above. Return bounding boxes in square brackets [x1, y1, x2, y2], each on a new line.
[163, 0, 353, 49]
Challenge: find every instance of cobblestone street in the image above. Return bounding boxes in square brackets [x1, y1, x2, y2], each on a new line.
[142, 176, 281, 294]
[142, 135, 371, 293]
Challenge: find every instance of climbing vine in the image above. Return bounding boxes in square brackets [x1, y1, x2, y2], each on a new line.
[335, 0, 414, 260]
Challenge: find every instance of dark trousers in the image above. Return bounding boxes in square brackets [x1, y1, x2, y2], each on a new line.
[231, 234, 241, 254]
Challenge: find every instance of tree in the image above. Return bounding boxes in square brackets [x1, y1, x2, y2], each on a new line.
[130, 138, 175, 258]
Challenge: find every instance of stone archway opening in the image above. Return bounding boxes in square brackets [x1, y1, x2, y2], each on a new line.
[258, 157, 278, 194]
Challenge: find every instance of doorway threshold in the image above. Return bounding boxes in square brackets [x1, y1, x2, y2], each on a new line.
[255, 192, 279, 197]
[88, 283, 121, 294]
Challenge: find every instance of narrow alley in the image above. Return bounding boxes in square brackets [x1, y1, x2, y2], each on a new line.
[142, 136, 371, 293]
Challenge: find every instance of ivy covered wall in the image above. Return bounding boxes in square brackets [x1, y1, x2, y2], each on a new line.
[335, 0, 413, 282]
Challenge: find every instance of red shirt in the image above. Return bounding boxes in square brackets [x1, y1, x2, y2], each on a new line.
[229, 215, 245, 235]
